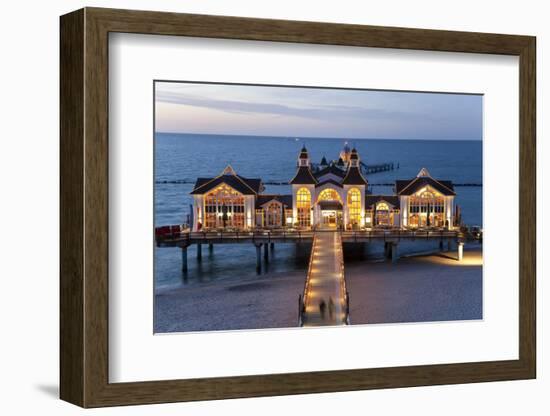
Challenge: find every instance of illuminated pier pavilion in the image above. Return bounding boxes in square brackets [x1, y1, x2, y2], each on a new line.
[189, 145, 457, 232]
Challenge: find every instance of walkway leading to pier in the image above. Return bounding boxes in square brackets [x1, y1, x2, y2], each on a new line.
[301, 231, 348, 327]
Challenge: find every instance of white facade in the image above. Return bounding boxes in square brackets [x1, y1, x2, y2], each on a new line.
[189, 150, 457, 231]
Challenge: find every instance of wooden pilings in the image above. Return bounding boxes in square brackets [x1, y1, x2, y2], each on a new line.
[264, 243, 269, 262]
[383, 241, 399, 263]
[384, 242, 390, 259]
[176, 235, 462, 276]
[255, 243, 262, 274]
[181, 245, 188, 273]
[180, 241, 277, 275]
[391, 242, 399, 264]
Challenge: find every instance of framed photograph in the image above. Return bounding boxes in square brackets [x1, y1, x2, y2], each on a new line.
[60, 7, 536, 407]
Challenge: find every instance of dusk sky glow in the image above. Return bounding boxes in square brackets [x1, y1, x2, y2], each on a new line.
[155, 82, 483, 141]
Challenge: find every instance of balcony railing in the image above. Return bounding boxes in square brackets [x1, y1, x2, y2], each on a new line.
[155, 226, 464, 246]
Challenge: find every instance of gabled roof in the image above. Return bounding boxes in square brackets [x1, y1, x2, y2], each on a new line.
[314, 164, 346, 179]
[290, 166, 318, 185]
[256, 194, 293, 209]
[315, 179, 343, 188]
[342, 167, 368, 185]
[395, 177, 455, 196]
[365, 195, 400, 209]
[191, 173, 262, 195]
[395, 167, 455, 196]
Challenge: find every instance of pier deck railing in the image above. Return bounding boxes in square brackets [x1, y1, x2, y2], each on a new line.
[336, 231, 350, 325]
[298, 232, 318, 326]
[156, 228, 463, 247]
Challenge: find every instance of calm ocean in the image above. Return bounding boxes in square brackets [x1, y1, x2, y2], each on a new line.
[154, 133, 482, 289]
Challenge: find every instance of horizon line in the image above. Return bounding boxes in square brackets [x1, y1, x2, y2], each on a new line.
[155, 131, 483, 142]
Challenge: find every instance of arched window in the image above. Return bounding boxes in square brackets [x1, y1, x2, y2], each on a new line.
[296, 188, 311, 227]
[408, 189, 445, 227]
[347, 188, 361, 226]
[265, 201, 282, 227]
[318, 188, 342, 202]
[204, 184, 245, 229]
[375, 202, 391, 226]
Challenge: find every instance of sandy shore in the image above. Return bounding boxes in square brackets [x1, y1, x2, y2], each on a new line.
[155, 270, 305, 333]
[346, 248, 482, 325]
[155, 246, 482, 333]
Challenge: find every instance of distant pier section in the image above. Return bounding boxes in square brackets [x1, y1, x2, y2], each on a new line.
[311, 159, 396, 175]
[360, 161, 395, 174]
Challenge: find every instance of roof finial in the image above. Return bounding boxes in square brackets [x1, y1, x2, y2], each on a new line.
[221, 165, 237, 175]
[417, 167, 431, 178]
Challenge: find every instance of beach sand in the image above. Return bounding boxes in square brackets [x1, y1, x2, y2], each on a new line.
[154, 270, 305, 333]
[155, 247, 482, 333]
[346, 248, 483, 325]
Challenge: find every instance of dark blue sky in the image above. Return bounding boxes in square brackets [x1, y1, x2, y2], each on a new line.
[155, 82, 483, 140]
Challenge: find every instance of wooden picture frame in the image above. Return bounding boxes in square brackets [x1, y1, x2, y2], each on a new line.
[60, 7, 536, 408]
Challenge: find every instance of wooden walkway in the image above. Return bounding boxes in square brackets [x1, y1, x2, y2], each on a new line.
[301, 230, 348, 327]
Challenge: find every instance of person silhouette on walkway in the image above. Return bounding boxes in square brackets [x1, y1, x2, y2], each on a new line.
[319, 299, 327, 319]
[328, 297, 335, 320]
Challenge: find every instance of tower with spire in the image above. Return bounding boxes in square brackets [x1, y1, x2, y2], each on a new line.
[289, 145, 317, 227]
[342, 148, 368, 186]
[340, 148, 368, 227]
[290, 145, 318, 183]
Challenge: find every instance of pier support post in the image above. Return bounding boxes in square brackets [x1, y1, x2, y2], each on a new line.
[255, 244, 262, 274]
[439, 240, 444, 251]
[208, 243, 213, 253]
[181, 245, 188, 273]
[197, 243, 202, 261]
[457, 242, 464, 261]
[264, 243, 269, 262]
[270, 242, 275, 251]
[384, 242, 389, 260]
[391, 242, 399, 264]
